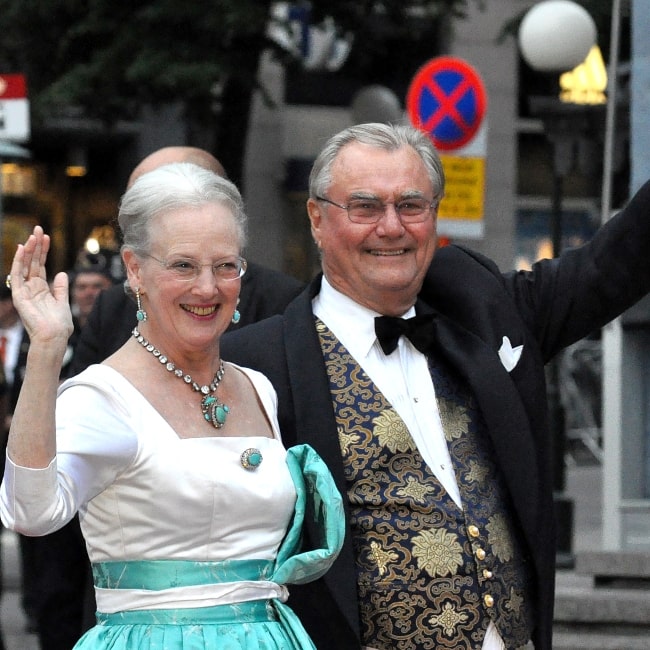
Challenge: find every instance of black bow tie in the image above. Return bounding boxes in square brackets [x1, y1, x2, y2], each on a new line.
[374, 314, 436, 355]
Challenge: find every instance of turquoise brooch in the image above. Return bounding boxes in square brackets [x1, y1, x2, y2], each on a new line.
[240, 448, 263, 470]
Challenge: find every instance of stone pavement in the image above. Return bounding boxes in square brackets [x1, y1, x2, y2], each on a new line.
[564, 461, 603, 554]
[1, 530, 38, 650]
[553, 465, 650, 649]
[555, 461, 603, 593]
[0, 463, 607, 650]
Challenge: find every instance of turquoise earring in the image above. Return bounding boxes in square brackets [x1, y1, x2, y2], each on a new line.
[231, 309, 241, 324]
[136, 288, 147, 322]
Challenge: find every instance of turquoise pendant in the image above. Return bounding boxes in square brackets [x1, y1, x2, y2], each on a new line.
[201, 394, 230, 429]
[240, 448, 263, 471]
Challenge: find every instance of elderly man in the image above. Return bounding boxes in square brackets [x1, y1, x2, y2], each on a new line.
[222, 122, 650, 650]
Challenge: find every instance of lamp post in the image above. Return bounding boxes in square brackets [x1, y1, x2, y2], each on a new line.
[518, 0, 600, 569]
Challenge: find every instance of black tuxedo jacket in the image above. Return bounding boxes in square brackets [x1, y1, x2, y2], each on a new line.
[221, 179, 650, 650]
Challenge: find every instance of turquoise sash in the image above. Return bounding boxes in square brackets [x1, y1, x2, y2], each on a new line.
[93, 558, 274, 590]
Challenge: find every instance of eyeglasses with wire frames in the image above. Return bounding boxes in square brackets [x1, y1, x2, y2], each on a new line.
[142, 253, 247, 282]
[315, 195, 437, 224]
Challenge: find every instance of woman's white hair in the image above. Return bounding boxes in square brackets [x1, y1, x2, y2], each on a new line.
[118, 162, 247, 256]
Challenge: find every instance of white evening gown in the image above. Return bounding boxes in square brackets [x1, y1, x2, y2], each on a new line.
[0, 364, 344, 649]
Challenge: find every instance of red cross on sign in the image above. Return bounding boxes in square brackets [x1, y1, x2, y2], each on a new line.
[406, 57, 487, 151]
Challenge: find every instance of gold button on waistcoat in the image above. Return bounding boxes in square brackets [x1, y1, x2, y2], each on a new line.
[484, 594, 494, 608]
[483, 569, 493, 579]
[475, 548, 486, 560]
[468, 524, 480, 538]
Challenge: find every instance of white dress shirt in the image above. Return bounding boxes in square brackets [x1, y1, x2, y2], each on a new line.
[312, 277, 461, 505]
[313, 277, 506, 650]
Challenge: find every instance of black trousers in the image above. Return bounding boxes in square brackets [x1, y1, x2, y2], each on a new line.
[23, 517, 92, 650]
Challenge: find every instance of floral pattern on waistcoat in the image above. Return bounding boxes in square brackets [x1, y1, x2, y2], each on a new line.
[316, 318, 534, 650]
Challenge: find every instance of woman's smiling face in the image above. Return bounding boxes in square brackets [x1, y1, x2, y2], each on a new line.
[126, 201, 242, 356]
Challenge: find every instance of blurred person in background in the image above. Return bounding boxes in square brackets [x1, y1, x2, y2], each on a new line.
[0, 285, 33, 635]
[0, 288, 10, 649]
[0, 285, 28, 430]
[61, 261, 114, 380]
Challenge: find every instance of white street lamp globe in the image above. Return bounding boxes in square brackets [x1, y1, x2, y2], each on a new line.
[518, 0, 597, 72]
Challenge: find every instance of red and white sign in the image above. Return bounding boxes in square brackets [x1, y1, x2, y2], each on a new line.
[406, 57, 486, 151]
[407, 57, 488, 239]
[0, 74, 30, 143]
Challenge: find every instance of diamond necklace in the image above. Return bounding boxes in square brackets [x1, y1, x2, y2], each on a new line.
[132, 327, 230, 429]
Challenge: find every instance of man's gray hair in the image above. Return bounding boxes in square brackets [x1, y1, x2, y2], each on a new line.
[308, 122, 445, 203]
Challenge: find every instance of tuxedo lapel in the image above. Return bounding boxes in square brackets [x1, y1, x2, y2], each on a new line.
[427, 311, 541, 544]
[282, 277, 362, 639]
[282, 279, 338, 456]
[284, 307, 345, 475]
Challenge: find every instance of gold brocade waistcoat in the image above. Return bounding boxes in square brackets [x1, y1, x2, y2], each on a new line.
[316, 318, 534, 650]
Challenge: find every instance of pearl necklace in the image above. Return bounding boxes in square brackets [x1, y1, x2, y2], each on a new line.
[132, 327, 230, 429]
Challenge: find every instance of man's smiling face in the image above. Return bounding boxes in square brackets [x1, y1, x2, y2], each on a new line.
[308, 142, 438, 315]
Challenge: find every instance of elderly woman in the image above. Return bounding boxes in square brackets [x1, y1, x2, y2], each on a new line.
[0, 163, 343, 649]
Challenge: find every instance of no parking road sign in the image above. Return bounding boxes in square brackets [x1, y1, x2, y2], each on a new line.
[406, 56, 487, 152]
[406, 57, 487, 239]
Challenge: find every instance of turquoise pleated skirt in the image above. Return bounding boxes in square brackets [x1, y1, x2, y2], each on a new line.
[73, 600, 308, 649]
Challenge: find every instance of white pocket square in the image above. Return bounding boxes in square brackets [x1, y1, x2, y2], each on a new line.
[498, 336, 523, 372]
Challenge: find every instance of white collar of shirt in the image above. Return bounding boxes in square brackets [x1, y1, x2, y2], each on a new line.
[312, 275, 416, 360]
[312, 274, 463, 509]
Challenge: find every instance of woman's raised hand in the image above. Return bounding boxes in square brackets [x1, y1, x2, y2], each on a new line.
[8, 225, 73, 344]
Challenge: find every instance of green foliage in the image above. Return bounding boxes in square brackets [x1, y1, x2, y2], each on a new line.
[0, 0, 481, 182]
[0, 0, 479, 125]
[0, 0, 276, 123]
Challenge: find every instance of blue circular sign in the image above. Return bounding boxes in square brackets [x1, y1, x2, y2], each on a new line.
[407, 57, 487, 151]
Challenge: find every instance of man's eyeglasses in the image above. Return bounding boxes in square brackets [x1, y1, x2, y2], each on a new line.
[142, 254, 247, 282]
[315, 195, 437, 224]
